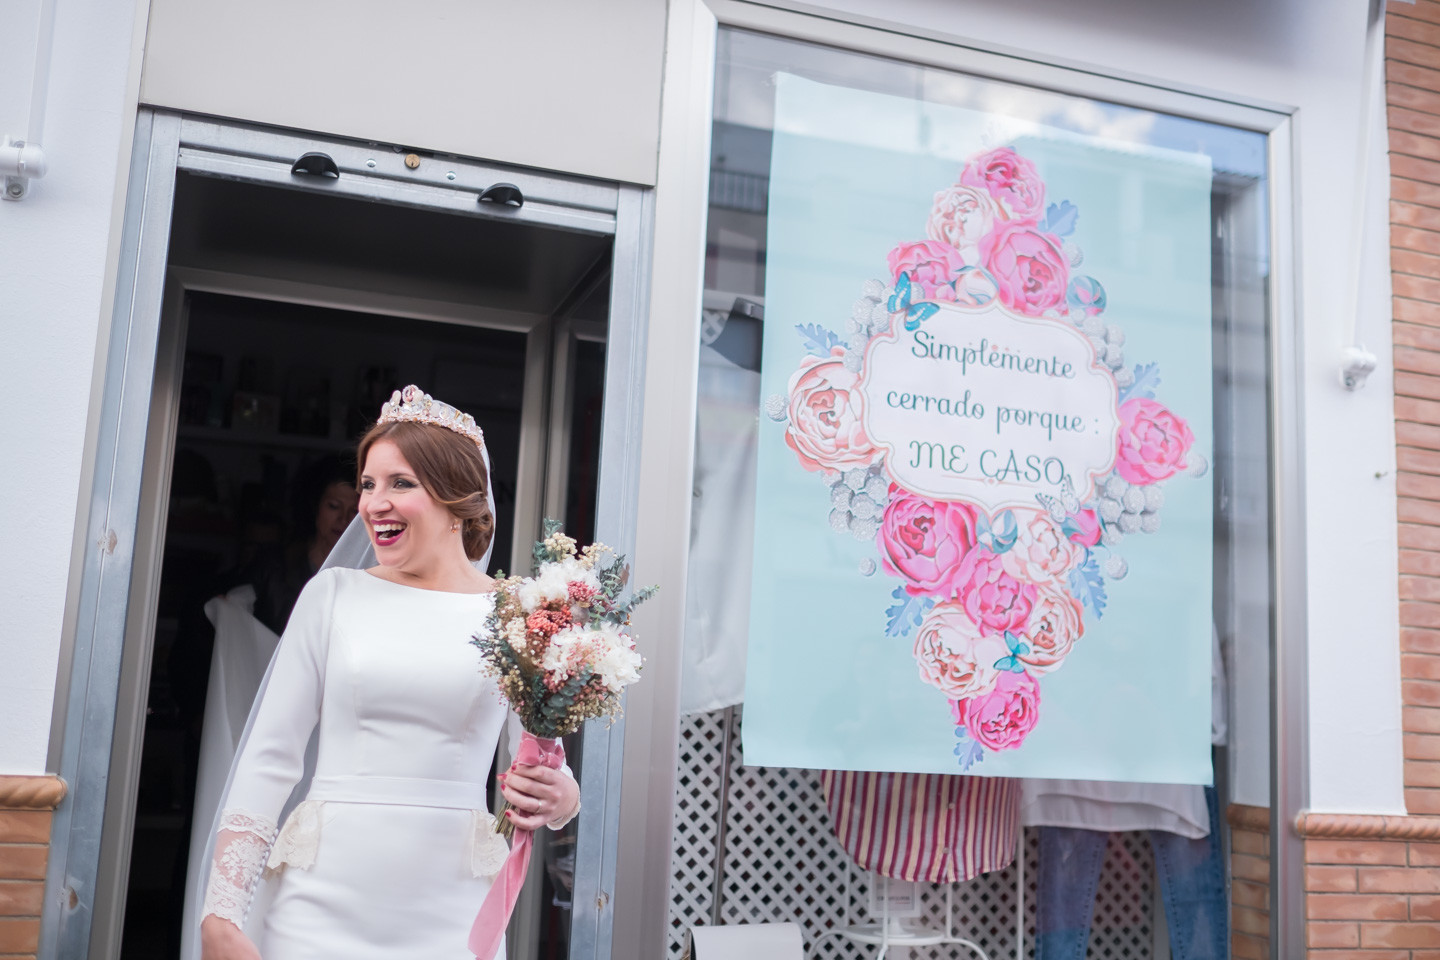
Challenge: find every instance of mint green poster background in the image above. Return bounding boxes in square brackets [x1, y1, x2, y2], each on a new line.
[742, 75, 1214, 783]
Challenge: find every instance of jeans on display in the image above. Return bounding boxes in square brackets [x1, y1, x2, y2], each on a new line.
[1033, 788, 1227, 960]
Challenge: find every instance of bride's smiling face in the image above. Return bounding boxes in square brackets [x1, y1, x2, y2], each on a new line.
[359, 439, 457, 569]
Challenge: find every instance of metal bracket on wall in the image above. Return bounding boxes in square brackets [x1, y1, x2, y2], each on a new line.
[1, 136, 48, 200]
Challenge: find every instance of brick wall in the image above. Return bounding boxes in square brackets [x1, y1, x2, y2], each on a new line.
[0, 778, 64, 960]
[1304, 832, 1440, 955]
[1391, 0, 1440, 822]
[1229, 805, 1271, 960]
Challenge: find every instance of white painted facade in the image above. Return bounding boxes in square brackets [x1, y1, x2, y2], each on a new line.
[0, 0, 1404, 954]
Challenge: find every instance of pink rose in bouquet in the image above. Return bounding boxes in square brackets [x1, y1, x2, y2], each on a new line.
[1066, 507, 1103, 548]
[1115, 398, 1194, 485]
[926, 185, 998, 260]
[981, 223, 1069, 316]
[912, 602, 1007, 700]
[951, 670, 1041, 751]
[1001, 508, 1083, 584]
[959, 549, 1036, 634]
[960, 147, 1045, 222]
[1017, 586, 1085, 674]
[886, 240, 968, 302]
[784, 349, 877, 478]
[878, 492, 981, 598]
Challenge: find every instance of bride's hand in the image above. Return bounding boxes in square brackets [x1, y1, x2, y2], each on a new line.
[201, 916, 262, 960]
[500, 763, 579, 831]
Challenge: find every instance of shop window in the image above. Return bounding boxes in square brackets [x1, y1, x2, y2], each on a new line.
[675, 27, 1270, 959]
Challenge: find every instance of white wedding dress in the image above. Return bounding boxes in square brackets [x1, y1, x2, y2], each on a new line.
[202, 566, 534, 960]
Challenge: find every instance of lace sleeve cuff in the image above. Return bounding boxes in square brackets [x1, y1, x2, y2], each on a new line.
[547, 797, 581, 831]
[203, 810, 279, 927]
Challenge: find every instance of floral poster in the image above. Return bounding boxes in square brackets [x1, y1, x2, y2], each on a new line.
[741, 75, 1215, 783]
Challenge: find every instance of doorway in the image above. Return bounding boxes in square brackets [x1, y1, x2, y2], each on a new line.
[45, 113, 648, 960]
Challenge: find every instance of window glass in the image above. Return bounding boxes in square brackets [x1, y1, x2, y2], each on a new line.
[673, 27, 1272, 959]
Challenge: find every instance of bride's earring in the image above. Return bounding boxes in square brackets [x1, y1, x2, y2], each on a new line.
[452, 521, 460, 533]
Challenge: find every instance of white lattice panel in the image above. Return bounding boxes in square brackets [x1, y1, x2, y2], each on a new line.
[668, 709, 1162, 960]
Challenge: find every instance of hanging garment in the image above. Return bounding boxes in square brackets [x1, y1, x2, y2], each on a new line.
[819, 771, 1020, 883]
[180, 587, 281, 960]
[1021, 625, 1228, 838]
[198, 567, 568, 960]
[1034, 787, 1228, 960]
[680, 344, 760, 715]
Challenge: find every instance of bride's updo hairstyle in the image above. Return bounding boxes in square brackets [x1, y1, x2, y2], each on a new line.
[356, 420, 495, 562]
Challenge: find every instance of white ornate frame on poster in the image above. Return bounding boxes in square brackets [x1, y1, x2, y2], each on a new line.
[630, 3, 1303, 960]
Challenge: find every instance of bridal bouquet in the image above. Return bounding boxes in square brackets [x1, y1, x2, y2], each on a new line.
[467, 520, 654, 960]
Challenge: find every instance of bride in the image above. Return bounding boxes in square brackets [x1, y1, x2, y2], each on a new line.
[199, 386, 581, 960]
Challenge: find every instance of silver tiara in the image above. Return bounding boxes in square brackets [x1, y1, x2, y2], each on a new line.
[377, 384, 485, 449]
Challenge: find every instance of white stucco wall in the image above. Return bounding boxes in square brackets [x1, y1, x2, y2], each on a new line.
[784, 0, 1406, 813]
[0, 0, 148, 774]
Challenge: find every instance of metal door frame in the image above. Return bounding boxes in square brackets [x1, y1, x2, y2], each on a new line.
[40, 108, 651, 960]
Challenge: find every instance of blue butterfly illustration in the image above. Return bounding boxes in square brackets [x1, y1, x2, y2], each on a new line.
[993, 631, 1031, 674]
[887, 272, 941, 332]
[976, 509, 1019, 555]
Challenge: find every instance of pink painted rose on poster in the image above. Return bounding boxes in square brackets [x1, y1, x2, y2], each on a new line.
[980, 223, 1069, 316]
[926, 185, 998, 262]
[1001, 509, 1084, 585]
[886, 240, 969, 302]
[951, 671, 1042, 751]
[783, 349, 878, 479]
[1115, 398, 1194, 485]
[959, 147, 1045, 222]
[959, 549, 1037, 635]
[1018, 586, 1085, 675]
[912, 602, 1008, 700]
[877, 492, 981, 599]
[1066, 507, 1103, 548]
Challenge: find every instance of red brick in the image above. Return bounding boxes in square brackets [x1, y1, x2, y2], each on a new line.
[1406, 706, 1440, 733]
[1312, 840, 1410, 866]
[1407, 840, 1440, 865]
[1395, 275, 1440, 304]
[0, 848, 46, 882]
[1402, 551, 1440, 579]
[1391, 54, 1440, 91]
[0, 881, 42, 917]
[1396, 292, 1440, 324]
[1391, 81, 1440, 120]
[1389, 1, 1440, 27]
[1394, 175, 1440, 210]
[1233, 904, 1269, 936]
[1396, 198, 1440, 230]
[1363, 921, 1440, 948]
[1308, 920, 1361, 948]
[0, 918, 37, 953]
[1406, 654, 1440, 681]
[1403, 576, 1440, 603]
[1231, 828, 1268, 856]
[1406, 677, 1440, 705]
[1232, 852, 1271, 882]
[1400, 371, 1440, 402]
[1392, 9, 1440, 42]
[1402, 472, 1440, 502]
[1393, 220, 1440, 257]
[1411, 894, 1440, 919]
[1406, 786, 1440, 814]
[1392, 34, 1440, 73]
[1231, 931, 1268, 960]
[1308, 893, 1410, 920]
[1399, 321, 1440, 353]
[1400, 453, 1440, 481]
[0, 815, 48, 847]
[1407, 733, 1440, 761]
[1233, 876, 1269, 909]
[1399, 394, 1440, 424]
[1308, 865, 1360, 892]
[1359, 865, 1440, 891]
[1405, 628, 1440, 654]
[1403, 603, 1440, 630]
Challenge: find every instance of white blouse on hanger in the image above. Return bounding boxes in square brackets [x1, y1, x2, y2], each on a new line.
[202, 566, 553, 960]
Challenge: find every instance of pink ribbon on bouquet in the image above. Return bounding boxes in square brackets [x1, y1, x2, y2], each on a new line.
[468, 731, 566, 960]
